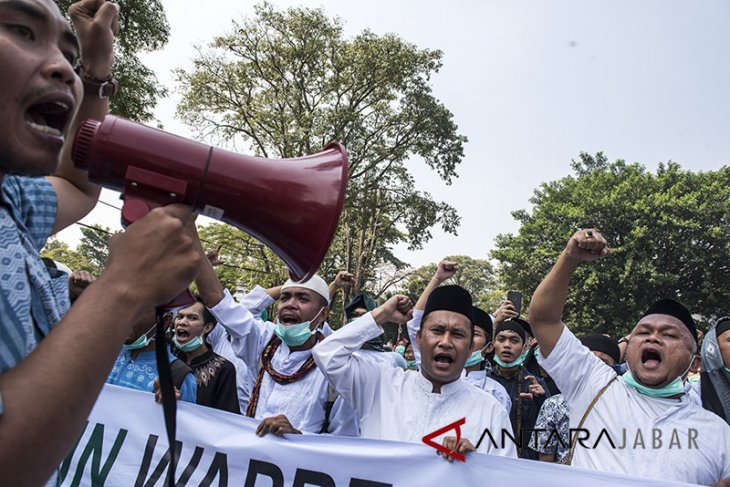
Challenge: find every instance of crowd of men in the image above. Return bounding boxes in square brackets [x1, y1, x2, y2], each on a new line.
[0, 0, 728, 485]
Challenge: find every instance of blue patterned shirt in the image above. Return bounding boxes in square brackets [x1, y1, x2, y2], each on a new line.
[0, 176, 69, 377]
[107, 346, 197, 403]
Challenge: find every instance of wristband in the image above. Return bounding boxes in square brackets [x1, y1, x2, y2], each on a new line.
[75, 61, 118, 99]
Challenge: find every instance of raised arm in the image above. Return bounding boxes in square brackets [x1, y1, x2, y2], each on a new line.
[187, 222, 272, 365]
[407, 260, 458, 365]
[328, 271, 354, 301]
[529, 229, 609, 357]
[415, 260, 458, 310]
[49, 0, 118, 233]
[312, 295, 412, 414]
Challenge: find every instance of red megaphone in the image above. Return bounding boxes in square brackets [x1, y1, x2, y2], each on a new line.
[72, 115, 348, 283]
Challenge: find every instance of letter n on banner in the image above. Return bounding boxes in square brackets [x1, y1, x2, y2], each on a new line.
[59, 422, 128, 486]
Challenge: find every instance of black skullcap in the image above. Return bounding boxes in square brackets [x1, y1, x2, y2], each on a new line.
[642, 298, 698, 346]
[345, 293, 377, 320]
[422, 285, 474, 325]
[495, 320, 526, 342]
[472, 307, 493, 340]
[581, 334, 620, 365]
[513, 318, 533, 338]
[715, 317, 730, 339]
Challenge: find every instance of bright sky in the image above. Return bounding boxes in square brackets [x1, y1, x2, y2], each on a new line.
[57, 0, 730, 269]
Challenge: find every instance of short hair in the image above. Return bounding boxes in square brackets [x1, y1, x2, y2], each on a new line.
[194, 294, 216, 327]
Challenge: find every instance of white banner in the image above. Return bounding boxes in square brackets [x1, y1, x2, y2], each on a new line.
[59, 385, 697, 486]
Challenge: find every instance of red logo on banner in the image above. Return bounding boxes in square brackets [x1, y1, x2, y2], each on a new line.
[421, 417, 467, 462]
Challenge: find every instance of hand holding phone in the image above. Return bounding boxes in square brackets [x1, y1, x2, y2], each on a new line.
[506, 290, 522, 317]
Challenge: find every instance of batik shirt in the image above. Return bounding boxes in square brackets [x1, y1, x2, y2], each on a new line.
[0, 176, 68, 376]
[533, 393, 570, 463]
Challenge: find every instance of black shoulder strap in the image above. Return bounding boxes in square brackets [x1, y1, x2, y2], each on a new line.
[319, 383, 338, 434]
[170, 359, 193, 390]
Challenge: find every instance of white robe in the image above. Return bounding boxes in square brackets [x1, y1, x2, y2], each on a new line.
[209, 287, 358, 436]
[541, 326, 730, 485]
[313, 312, 517, 457]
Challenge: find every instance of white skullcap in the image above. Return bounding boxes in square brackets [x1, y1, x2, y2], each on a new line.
[281, 274, 329, 304]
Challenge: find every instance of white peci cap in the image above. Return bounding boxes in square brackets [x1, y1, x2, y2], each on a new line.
[281, 274, 329, 304]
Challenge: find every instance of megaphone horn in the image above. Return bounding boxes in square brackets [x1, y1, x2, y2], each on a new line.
[72, 115, 348, 282]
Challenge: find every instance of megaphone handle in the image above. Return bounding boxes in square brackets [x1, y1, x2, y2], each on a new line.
[120, 197, 197, 310]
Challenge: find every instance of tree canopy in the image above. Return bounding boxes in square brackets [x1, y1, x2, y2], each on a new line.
[491, 153, 729, 336]
[56, 0, 169, 121]
[175, 2, 466, 305]
[398, 255, 501, 311]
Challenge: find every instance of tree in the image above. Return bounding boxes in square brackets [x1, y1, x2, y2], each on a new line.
[398, 255, 499, 311]
[57, 0, 169, 121]
[196, 223, 289, 293]
[175, 2, 466, 305]
[491, 153, 729, 336]
[41, 238, 93, 273]
[76, 225, 117, 276]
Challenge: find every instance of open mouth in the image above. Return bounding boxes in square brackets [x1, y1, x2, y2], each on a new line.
[25, 100, 72, 137]
[175, 329, 190, 339]
[279, 313, 300, 325]
[433, 353, 454, 367]
[641, 348, 662, 368]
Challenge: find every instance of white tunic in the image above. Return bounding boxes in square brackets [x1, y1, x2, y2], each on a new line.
[209, 287, 358, 436]
[541, 326, 730, 485]
[312, 313, 517, 457]
[407, 309, 512, 413]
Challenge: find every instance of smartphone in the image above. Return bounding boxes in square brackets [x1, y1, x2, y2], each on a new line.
[507, 290, 522, 317]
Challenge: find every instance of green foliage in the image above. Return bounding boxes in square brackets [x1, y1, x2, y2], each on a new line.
[197, 223, 289, 293]
[55, 0, 169, 121]
[175, 2, 466, 304]
[398, 255, 499, 310]
[492, 153, 730, 336]
[76, 225, 118, 276]
[41, 238, 94, 273]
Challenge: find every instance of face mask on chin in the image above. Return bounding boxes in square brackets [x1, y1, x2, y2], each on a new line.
[465, 342, 490, 368]
[494, 354, 524, 368]
[274, 307, 324, 347]
[173, 334, 204, 353]
[623, 351, 694, 398]
[123, 323, 156, 351]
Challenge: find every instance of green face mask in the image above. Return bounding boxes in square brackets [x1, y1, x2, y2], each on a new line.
[494, 354, 524, 369]
[464, 350, 484, 368]
[395, 345, 406, 356]
[406, 360, 418, 370]
[273, 307, 324, 347]
[519, 348, 531, 362]
[123, 324, 155, 351]
[173, 334, 203, 353]
[623, 356, 693, 398]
